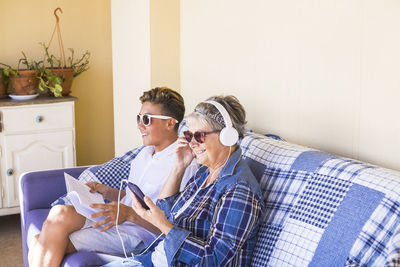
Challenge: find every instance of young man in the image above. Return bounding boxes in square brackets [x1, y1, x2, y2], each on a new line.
[28, 87, 197, 267]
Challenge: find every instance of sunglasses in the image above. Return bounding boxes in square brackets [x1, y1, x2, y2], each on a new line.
[183, 130, 220, 143]
[137, 114, 178, 126]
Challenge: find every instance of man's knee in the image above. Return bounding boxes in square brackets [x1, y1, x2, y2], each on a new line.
[47, 205, 75, 222]
[44, 205, 83, 231]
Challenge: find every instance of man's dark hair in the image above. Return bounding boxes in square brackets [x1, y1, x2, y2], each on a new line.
[140, 87, 185, 130]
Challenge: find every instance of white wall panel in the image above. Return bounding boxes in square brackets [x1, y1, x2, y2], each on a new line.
[358, 0, 400, 169]
[111, 0, 150, 156]
[181, 0, 400, 170]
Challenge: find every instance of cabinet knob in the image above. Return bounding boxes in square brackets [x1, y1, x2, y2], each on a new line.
[6, 168, 13, 176]
[35, 115, 44, 123]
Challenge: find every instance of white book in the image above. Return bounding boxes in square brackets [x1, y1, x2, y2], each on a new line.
[64, 172, 105, 222]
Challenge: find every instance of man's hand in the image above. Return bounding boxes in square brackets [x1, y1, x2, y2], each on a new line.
[86, 182, 107, 195]
[86, 182, 124, 202]
[90, 202, 136, 231]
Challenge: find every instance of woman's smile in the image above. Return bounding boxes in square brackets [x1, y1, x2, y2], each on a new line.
[192, 148, 206, 158]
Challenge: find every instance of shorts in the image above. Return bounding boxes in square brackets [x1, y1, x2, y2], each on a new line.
[69, 219, 148, 256]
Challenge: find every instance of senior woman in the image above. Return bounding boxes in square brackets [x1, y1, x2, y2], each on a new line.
[104, 95, 264, 266]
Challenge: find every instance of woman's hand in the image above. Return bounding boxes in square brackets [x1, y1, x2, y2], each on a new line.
[132, 194, 173, 235]
[157, 136, 195, 200]
[90, 202, 136, 231]
[86, 182, 124, 202]
[174, 136, 195, 171]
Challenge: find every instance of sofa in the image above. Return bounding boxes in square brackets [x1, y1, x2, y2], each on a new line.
[20, 131, 400, 266]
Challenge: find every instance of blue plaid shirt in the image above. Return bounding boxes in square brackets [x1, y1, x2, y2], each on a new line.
[157, 147, 264, 266]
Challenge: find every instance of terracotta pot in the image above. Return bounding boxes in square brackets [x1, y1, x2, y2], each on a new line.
[49, 68, 74, 96]
[0, 75, 7, 98]
[9, 70, 39, 95]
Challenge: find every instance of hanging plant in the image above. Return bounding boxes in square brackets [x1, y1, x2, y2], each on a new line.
[38, 8, 90, 97]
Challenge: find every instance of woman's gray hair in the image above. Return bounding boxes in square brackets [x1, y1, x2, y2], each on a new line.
[186, 95, 247, 139]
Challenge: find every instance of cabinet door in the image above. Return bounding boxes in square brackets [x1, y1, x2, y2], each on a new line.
[3, 130, 75, 208]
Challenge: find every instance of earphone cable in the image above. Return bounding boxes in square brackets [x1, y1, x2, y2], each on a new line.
[116, 179, 129, 259]
[115, 179, 164, 263]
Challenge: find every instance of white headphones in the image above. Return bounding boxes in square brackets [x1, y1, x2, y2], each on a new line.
[203, 100, 239, 146]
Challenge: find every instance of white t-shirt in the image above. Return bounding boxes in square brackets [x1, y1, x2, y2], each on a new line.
[119, 141, 198, 247]
[121, 141, 196, 205]
[151, 175, 207, 267]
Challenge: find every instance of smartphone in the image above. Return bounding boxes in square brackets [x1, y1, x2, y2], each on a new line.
[126, 182, 150, 210]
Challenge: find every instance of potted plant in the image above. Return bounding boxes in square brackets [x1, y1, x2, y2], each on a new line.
[0, 64, 13, 98]
[0, 53, 42, 96]
[0, 8, 90, 98]
[39, 42, 90, 97]
[0, 69, 6, 98]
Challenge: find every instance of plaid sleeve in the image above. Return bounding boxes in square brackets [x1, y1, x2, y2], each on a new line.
[164, 183, 262, 266]
[157, 193, 180, 221]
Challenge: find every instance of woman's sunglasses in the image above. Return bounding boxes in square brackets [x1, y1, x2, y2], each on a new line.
[183, 130, 220, 143]
[137, 114, 178, 126]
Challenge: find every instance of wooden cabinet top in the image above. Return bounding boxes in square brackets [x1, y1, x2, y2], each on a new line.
[0, 95, 78, 107]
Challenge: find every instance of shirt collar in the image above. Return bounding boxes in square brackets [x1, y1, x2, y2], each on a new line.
[148, 140, 177, 160]
[218, 146, 242, 179]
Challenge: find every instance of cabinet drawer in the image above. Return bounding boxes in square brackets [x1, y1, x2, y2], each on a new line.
[1, 103, 74, 132]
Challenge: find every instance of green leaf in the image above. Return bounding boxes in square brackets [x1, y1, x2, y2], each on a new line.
[54, 84, 63, 97]
[54, 76, 63, 84]
[38, 82, 45, 92]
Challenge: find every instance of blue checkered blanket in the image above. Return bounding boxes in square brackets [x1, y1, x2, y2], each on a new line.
[241, 132, 400, 266]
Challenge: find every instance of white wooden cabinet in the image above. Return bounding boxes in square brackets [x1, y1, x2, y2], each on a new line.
[0, 97, 77, 215]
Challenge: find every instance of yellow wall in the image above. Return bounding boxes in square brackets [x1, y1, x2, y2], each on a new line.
[0, 0, 115, 165]
[150, 0, 181, 91]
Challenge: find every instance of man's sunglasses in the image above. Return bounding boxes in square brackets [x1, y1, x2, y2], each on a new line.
[137, 114, 178, 126]
[183, 130, 220, 143]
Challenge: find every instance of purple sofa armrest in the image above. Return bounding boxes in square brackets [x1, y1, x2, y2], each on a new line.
[19, 167, 87, 212]
[19, 167, 87, 267]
